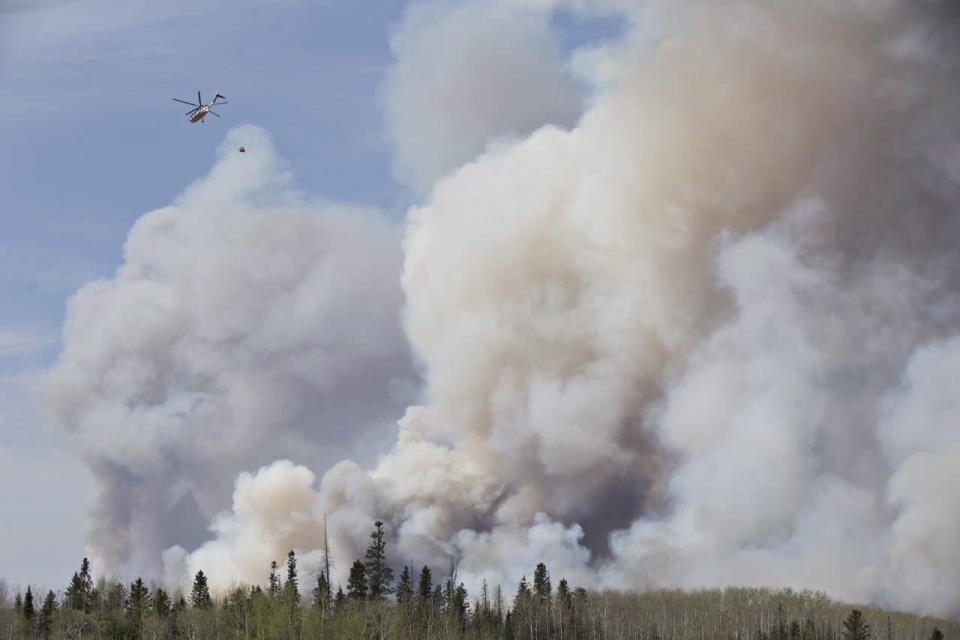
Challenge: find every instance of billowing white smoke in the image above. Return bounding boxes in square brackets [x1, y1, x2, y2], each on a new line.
[52, 0, 960, 619]
[45, 127, 412, 577]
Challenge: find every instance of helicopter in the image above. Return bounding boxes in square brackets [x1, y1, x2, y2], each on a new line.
[172, 91, 227, 123]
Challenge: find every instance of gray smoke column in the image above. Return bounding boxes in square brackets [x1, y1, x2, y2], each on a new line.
[45, 127, 412, 578]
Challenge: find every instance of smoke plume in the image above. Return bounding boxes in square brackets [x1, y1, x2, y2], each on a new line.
[50, 0, 960, 618]
[46, 127, 412, 577]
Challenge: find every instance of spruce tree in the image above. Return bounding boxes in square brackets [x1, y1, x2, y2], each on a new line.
[396, 565, 413, 605]
[451, 583, 469, 623]
[533, 563, 551, 601]
[513, 576, 531, 609]
[334, 586, 346, 611]
[312, 572, 332, 611]
[283, 550, 300, 605]
[929, 630, 943, 640]
[417, 566, 433, 601]
[14, 591, 22, 615]
[346, 560, 368, 600]
[66, 557, 94, 613]
[842, 610, 872, 640]
[190, 570, 212, 609]
[38, 590, 57, 639]
[556, 578, 571, 610]
[268, 560, 280, 597]
[364, 520, 394, 599]
[152, 587, 171, 618]
[23, 586, 35, 621]
[127, 578, 150, 630]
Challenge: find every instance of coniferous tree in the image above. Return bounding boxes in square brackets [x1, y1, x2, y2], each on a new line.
[23, 586, 35, 621]
[363, 520, 394, 599]
[417, 566, 433, 602]
[929, 629, 943, 640]
[173, 594, 187, 612]
[127, 578, 149, 634]
[38, 590, 56, 639]
[396, 566, 413, 605]
[14, 591, 22, 616]
[284, 550, 300, 605]
[312, 572, 332, 611]
[65, 557, 94, 613]
[346, 560, 368, 600]
[533, 563, 551, 601]
[334, 586, 346, 610]
[152, 587, 171, 618]
[843, 610, 872, 640]
[268, 560, 281, 597]
[451, 583, 469, 623]
[190, 570, 212, 609]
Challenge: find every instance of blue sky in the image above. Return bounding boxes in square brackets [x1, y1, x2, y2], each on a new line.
[0, 0, 622, 590]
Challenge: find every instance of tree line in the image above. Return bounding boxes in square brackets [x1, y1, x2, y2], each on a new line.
[2, 521, 956, 640]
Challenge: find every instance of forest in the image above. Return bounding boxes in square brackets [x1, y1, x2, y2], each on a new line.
[2, 522, 956, 640]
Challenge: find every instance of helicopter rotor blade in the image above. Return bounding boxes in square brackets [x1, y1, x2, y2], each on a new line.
[185, 107, 199, 115]
[198, 91, 202, 106]
[172, 98, 199, 106]
[208, 110, 222, 118]
[210, 101, 227, 106]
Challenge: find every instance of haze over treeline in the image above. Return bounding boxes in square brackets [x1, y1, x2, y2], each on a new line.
[30, 0, 960, 623]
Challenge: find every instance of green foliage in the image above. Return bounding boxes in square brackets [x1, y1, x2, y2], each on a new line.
[347, 560, 367, 600]
[190, 570, 212, 609]
[268, 560, 280, 597]
[844, 609, 873, 640]
[364, 520, 394, 599]
[7, 555, 960, 640]
[65, 558, 94, 613]
[312, 571, 332, 612]
[397, 565, 413, 605]
[417, 565, 432, 601]
[38, 590, 56, 639]
[22, 587, 34, 621]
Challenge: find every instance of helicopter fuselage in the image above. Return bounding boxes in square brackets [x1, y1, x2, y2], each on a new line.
[188, 106, 211, 123]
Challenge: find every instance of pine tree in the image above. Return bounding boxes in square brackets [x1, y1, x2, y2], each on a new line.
[451, 583, 469, 623]
[190, 570, 212, 609]
[417, 566, 433, 602]
[556, 579, 571, 609]
[929, 629, 943, 640]
[173, 594, 187, 612]
[533, 563, 551, 601]
[23, 586, 35, 621]
[364, 520, 394, 599]
[283, 550, 300, 605]
[346, 560, 368, 600]
[514, 576, 531, 608]
[66, 557, 94, 613]
[842, 610, 872, 640]
[396, 565, 413, 605]
[334, 586, 346, 611]
[268, 560, 281, 597]
[312, 572, 332, 611]
[152, 587, 171, 618]
[38, 590, 57, 639]
[127, 578, 150, 632]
